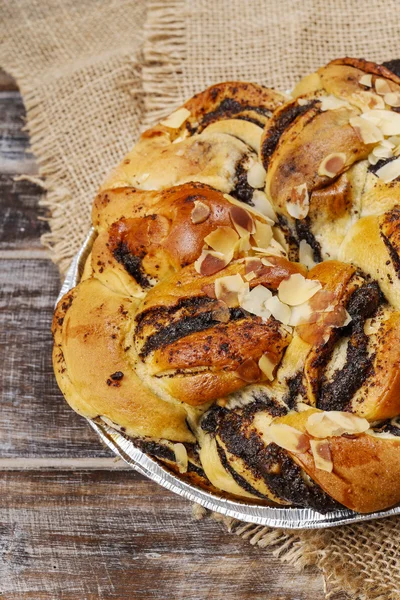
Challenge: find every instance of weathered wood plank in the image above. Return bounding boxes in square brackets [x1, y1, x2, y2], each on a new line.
[0, 457, 130, 469]
[0, 174, 48, 251]
[0, 470, 335, 600]
[0, 91, 37, 175]
[0, 258, 110, 458]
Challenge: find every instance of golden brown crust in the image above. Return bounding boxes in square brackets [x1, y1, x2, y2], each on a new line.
[92, 187, 161, 230]
[265, 104, 370, 216]
[101, 82, 284, 194]
[292, 434, 400, 513]
[133, 259, 301, 405]
[53, 67, 400, 514]
[183, 81, 286, 131]
[293, 57, 400, 98]
[265, 57, 400, 265]
[91, 182, 279, 297]
[340, 207, 400, 310]
[272, 409, 400, 513]
[327, 57, 400, 86]
[53, 278, 194, 442]
[351, 312, 400, 420]
[140, 257, 307, 310]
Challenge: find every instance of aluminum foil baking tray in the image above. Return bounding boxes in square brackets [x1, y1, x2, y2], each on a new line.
[57, 229, 400, 529]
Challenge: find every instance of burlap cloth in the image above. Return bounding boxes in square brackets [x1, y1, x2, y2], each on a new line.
[1, 1, 400, 598]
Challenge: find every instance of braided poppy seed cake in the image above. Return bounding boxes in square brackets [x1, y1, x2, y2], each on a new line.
[53, 61, 400, 514]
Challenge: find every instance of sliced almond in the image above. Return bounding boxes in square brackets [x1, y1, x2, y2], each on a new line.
[349, 116, 383, 144]
[212, 301, 231, 323]
[272, 226, 289, 253]
[310, 439, 333, 472]
[215, 274, 247, 308]
[160, 107, 191, 129]
[236, 357, 262, 383]
[252, 190, 277, 223]
[359, 74, 373, 88]
[173, 443, 188, 473]
[202, 119, 263, 151]
[375, 78, 392, 96]
[201, 282, 217, 298]
[172, 130, 190, 144]
[244, 271, 257, 282]
[278, 273, 322, 306]
[299, 239, 316, 269]
[279, 323, 293, 335]
[235, 231, 251, 254]
[288, 301, 314, 326]
[240, 284, 272, 319]
[320, 95, 352, 111]
[380, 139, 396, 148]
[194, 249, 230, 276]
[368, 152, 380, 165]
[244, 256, 263, 273]
[364, 317, 381, 336]
[268, 240, 288, 257]
[253, 238, 287, 258]
[297, 401, 313, 412]
[204, 226, 239, 255]
[372, 143, 394, 159]
[390, 137, 400, 157]
[267, 423, 310, 454]
[252, 221, 273, 249]
[258, 353, 277, 381]
[306, 411, 369, 438]
[318, 152, 346, 178]
[388, 135, 400, 146]
[287, 183, 309, 219]
[191, 200, 211, 224]
[265, 295, 291, 325]
[384, 92, 400, 108]
[376, 157, 400, 183]
[261, 257, 274, 267]
[229, 205, 256, 237]
[247, 161, 267, 188]
[351, 91, 385, 111]
[162, 108, 191, 129]
[379, 110, 400, 135]
[342, 310, 352, 327]
[362, 109, 400, 135]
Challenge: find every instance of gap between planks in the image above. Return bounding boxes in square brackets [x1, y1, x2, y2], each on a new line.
[0, 457, 132, 470]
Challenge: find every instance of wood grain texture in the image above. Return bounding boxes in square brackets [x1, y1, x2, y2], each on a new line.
[0, 91, 37, 175]
[0, 258, 111, 458]
[0, 175, 48, 251]
[0, 470, 333, 600]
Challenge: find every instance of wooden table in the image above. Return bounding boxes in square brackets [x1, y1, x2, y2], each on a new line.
[0, 71, 349, 600]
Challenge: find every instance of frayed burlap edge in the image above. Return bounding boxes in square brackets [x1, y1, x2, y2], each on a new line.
[2, 60, 143, 274]
[142, 0, 187, 127]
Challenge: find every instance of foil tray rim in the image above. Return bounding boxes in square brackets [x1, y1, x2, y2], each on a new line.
[58, 228, 400, 529]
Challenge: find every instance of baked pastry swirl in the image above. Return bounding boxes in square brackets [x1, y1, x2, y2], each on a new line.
[53, 64, 400, 514]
